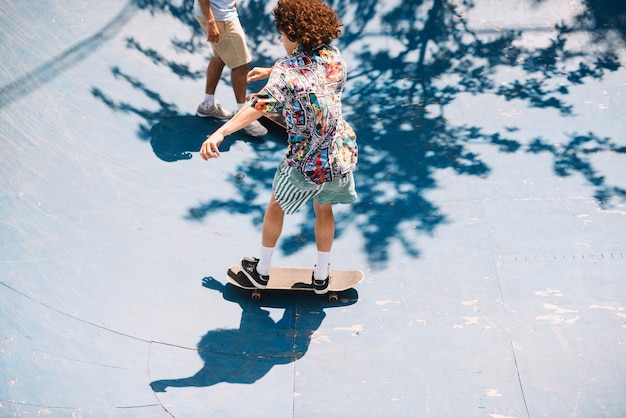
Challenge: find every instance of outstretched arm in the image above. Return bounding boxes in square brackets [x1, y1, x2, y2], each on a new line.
[199, 106, 264, 160]
[247, 67, 273, 83]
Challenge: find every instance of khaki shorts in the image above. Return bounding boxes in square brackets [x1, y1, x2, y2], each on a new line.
[272, 162, 357, 215]
[195, 16, 251, 69]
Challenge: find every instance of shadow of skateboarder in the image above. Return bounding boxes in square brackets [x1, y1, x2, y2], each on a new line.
[150, 277, 357, 392]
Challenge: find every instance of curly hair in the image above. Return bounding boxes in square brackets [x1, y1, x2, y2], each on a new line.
[273, 0, 343, 50]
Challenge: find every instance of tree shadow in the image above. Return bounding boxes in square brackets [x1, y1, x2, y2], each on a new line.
[577, 0, 626, 43]
[150, 277, 358, 393]
[0, 2, 138, 109]
[528, 132, 626, 204]
[90, 0, 626, 267]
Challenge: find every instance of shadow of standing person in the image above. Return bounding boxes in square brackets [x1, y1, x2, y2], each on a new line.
[150, 115, 263, 162]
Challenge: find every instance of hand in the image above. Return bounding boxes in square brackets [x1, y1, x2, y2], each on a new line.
[202, 277, 224, 291]
[206, 19, 219, 43]
[200, 132, 224, 160]
[247, 67, 272, 82]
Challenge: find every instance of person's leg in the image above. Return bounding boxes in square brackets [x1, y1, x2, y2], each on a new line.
[310, 173, 356, 293]
[255, 194, 284, 274]
[262, 194, 285, 248]
[231, 62, 249, 105]
[231, 62, 267, 136]
[195, 16, 230, 118]
[314, 172, 356, 253]
[205, 56, 225, 96]
[197, 56, 232, 118]
[241, 194, 284, 288]
[312, 199, 334, 292]
[313, 198, 334, 253]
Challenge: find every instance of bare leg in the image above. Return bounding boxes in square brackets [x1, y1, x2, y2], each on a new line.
[205, 56, 225, 95]
[262, 194, 285, 247]
[231, 62, 250, 104]
[313, 199, 334, 252]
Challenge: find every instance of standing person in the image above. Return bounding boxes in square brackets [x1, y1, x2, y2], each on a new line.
[199, 0, 358, 294]
[193, 0, 267, 137]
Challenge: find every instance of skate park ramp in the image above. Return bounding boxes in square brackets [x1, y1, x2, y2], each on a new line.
[1, 0, 625, 416]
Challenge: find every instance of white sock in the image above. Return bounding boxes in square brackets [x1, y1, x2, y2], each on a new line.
[236, 102, 246, 110]
[314, 251, 331, 280]
[256, 245, 274, 276]
[203, 94, 215, 107]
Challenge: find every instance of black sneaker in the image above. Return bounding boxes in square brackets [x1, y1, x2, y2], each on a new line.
[241, 257, 269, 289]
[312, 272, 330, 295]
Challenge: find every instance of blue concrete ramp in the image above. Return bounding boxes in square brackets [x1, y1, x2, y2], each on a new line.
[1, 0, 625, 417]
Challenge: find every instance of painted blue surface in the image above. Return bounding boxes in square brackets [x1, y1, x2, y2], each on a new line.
[1, 0, 625, 416]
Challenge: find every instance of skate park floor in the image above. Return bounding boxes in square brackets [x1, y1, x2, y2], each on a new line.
[1, 0, 625, 417]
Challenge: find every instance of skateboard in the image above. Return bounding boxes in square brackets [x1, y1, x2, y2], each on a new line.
[227, 265, 363, 302]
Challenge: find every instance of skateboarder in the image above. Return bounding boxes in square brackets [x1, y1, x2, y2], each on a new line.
[200, 0, 358, 294]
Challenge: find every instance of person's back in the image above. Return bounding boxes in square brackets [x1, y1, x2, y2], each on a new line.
[277, 47, 345, 163]
[253, 44, 356, 185]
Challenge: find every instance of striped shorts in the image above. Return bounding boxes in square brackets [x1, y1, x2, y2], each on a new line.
[273, 162, 357, 215]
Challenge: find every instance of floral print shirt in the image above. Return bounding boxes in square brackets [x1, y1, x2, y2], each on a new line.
[248, 45, 358, 184]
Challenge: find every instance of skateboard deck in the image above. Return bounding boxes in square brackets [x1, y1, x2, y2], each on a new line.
[227, 265, 363, 302]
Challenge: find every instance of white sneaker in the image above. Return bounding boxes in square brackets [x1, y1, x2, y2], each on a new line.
[243, 119, 268, 137]
[196, 101, 232, 119]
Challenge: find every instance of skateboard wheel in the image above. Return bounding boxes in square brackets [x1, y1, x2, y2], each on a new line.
[251, 290, 262, 301]
[328, 292, 339, 303]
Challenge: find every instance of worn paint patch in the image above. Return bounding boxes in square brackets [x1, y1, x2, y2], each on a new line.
[485, 387, 502, 397]
[376, 300, 401, 306]
[542, 303, 577, 314]
[408, 317, 427, 326]
[590, 305, 625, 312]
[333, 324, 364, 334]
[453, 316, 480, 328]
[537, 303, 579, 324]
[598, 208, 626, 215]
[534, 289, 562, 297]
[310, 331, 330, 344]
[462, 299, 479, 306]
